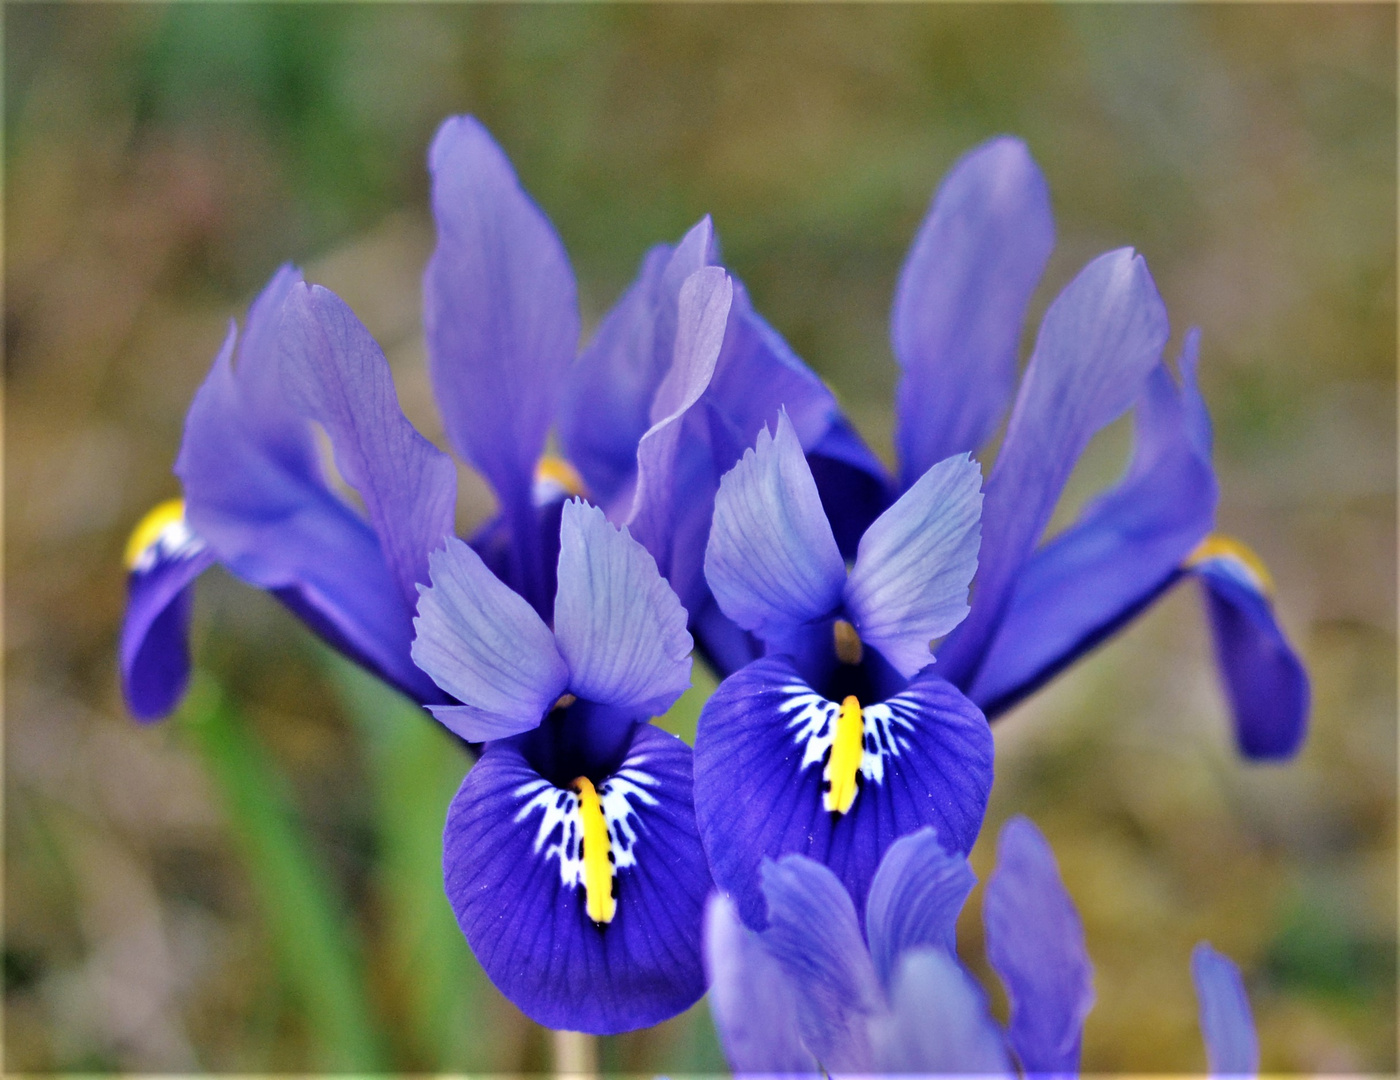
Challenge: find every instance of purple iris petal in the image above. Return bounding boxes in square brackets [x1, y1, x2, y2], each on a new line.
[704, 411, 845, 642]
[757, 855, 882, 1071]
[967, 332, 1217, 716]
[1192, 942, 1259, 1077]
[892, 136, 1055, 489]
[984, 816, 1094, 1077]
[552, 500, 692, 717]
[278, 283, 458, 612]
[120, 537, 216, 721]
[424, 115, 580, 608]
[940, 247, 1170, 689]
[694, 657, 993, 932]
[873, 949, 1015, 1076]
[412, 536, 568, 742]
[1195, 567, 1309, 760]
[443, 724, 710, 1034]
[863, 826, 977, 992]
[704, 894, 818, 1076]
[845, 452, 983, 678]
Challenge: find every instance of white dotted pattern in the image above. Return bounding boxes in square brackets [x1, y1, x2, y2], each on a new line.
[777, 685, 916, 789]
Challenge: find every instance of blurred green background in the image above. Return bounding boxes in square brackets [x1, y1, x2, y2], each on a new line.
[5, 3, 1394, 1072]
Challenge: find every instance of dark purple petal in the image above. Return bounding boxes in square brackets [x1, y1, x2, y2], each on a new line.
[704, 893, 818, 1076]
[412, 537, 568, 741]
[279, 283, 458, 612]
[694, 657, 993, 933]
[552, 500, 692, 717]
[939, 248, 1170, 688]
[984, 816, 1094, 1077]
[119, 501, 216, 721]
[425, 116, 580, 608]
[444, 725, 711, 1034]
[892, 137, 1055, 487]
[967, 333, 1217, 716]
[807, 417, 896, 561]
[1192, 942, 1259, 1077]
[757, 855, 882, 1071]
[864, 826, 977, 993]
[705, 412, 845, 642]
[845, 452, 983, 678]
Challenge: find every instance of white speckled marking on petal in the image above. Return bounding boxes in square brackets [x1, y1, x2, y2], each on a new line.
[778, 685, 917, 790]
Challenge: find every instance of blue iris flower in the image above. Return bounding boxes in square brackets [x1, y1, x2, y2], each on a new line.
[705, 817, 1259, 1077]
[411, 497, 713, 1034]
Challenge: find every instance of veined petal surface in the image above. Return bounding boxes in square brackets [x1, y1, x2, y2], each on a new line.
[705, 412, 845, 642]
[694, 657, 992, 933]
[1192, 942, 1259, 1077]
[553, 500, 692, 716]
[412, 537, 568, 740]
[845, 452, 983, 678]
[893, 136, 1055, 485]
[444, 725, 710, 1034]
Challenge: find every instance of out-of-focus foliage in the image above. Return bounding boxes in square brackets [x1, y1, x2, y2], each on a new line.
[5, 4, 1393, 1072]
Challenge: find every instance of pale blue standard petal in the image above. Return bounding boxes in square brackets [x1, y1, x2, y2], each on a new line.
[845, 452, 983, 678]
[704, 894, 818, 1076]
[757, 855, 882, 1072]
[1192, 942, 1259, 1077]
[412, 537, 568, 742]
[694, 657, 993, 933]
[984, 816, 1094, 1077]
[705, 412, 845, 642]
[444, 724, 711, 1034]
[425, 115, 580, 607]
[552, 499, 692, 717]
[940, 248, 1170, 688]
[892, 136, 1055, 486]
[864, 826, 977, 992]
[279, 283, 458, 612]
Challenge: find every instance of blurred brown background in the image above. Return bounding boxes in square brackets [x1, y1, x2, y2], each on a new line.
[5, 4, 1395, 1072]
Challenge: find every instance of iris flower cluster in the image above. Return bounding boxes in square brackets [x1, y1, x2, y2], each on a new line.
[120, 115, 1303, 1049]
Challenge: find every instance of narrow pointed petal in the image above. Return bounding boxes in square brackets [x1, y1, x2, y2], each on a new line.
[120, 501, 216, 720]
[694, 657, 993, 934]
[424, 118, 580, 598]
[705, 412, 845, 642]
[177, 281, 441, 704]
[626, 267, 732, 577]
[1192, 556, 1309, 760]
[444, 725, 711, 1034]
[806, 414, 896, 560]
[758, 855, 882, 1071]
[412, 536, 568, 740]
[705, 893, 819, 1076]
[1192, 943, 1259, 1077]
[553, 500, 692, 716]
[967, 333, 1217, 716]
[845, 452, 983, 678]
[872, 948, 1015, 1076]
[279, 283, 458, 613]
[893, 136, 1055, 485]
[940, 248, 1170, 688]
[864, 826, 977, 993]
[984, 816, 1094, 1077]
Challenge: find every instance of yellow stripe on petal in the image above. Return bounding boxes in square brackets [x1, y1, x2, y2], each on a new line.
[823, 695, 865, 815]
[1185, 533, 1275, 597]
[123, 498, 187, 570]
[571, 776, 617, 925]
[533, 455, 588, 505]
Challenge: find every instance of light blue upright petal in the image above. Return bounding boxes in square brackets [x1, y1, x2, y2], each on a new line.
[939, 248, 1169, 688]
[278, 283, 459, 613]
[893, 136, 1055, 487]
[864, 826, 977, 993]
[758, 854, 882, 1073]
[845, 452, 983, 677]
[552, 499, 692, 717]
[984, 816, 1094, 1078]
[411, 537, 568, 740]
[871, 948, 1015, 1076]
[705, 893, 819, 1076]
[705, 412, 846, 642]
[1192, 942, 1259, 1077]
